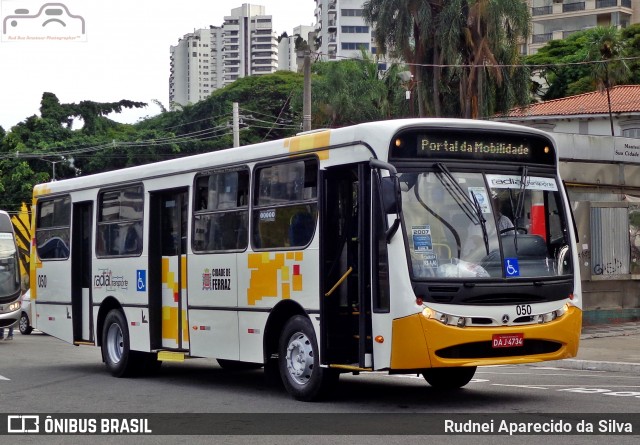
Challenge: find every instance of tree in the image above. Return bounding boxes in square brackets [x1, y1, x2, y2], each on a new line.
[305, 54, 407, 127]
[363, 0, 436, 117]
[586, 26, 630, 136]
[364, 0, 531, 118]
[456, 0, 531, 118]
[527, 26, 631, 101]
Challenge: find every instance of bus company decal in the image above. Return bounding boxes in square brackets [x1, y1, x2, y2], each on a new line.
[202, 268, 232, 291]
[247, 252, 303, 305]
[94, 268, 129, 291]
[284, 130, 330, 160]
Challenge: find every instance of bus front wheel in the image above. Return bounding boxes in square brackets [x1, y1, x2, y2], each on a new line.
[278, 315, 338, 401]
[422, 366, 476, 389]
[102, 309, 135, 378]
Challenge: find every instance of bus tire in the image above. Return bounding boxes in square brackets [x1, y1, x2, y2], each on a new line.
[422, 366, 476, 389]
[217, 359, 263, 371]
[102, 309, 136, 378]
[278, 315, 338, 401]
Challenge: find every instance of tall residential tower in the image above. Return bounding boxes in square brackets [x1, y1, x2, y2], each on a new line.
[170, 4, 279, 108]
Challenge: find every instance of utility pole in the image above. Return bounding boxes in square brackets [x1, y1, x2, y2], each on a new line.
[303, 50, 311, 132]
[233, 102, 240, 147]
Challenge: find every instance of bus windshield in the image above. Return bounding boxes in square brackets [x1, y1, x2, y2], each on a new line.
[0, 234, 20, 297]
[401, 169, 572, 280]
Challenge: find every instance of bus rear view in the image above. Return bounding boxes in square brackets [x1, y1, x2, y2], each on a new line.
[0, 211, 22, 330]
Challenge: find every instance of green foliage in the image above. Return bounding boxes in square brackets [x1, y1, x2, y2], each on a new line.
[0, 73, 305, 211]
[363, 0, 531, 118]
[527, 26, 631, 101]
[304, 55, 407, 127]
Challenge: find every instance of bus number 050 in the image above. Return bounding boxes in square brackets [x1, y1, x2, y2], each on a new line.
[516, 304, 532, 316]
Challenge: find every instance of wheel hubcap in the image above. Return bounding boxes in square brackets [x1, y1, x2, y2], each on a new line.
[106, 323, 123, 364]
[285, 331, 314, 386]
[19, 316, 28, 332]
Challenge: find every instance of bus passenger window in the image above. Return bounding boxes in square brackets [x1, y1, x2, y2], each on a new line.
[252, 158, 318, 250]
[192, 167, 249, 253]
[96, 185, 144, 257]
[35, 196, 71, 260]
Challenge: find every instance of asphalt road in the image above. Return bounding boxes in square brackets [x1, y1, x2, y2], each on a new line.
[1, 332, 638, 444]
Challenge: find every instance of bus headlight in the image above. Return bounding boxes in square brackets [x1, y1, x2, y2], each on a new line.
[421, 307, 468, 328]
[8, 301, 20, 312]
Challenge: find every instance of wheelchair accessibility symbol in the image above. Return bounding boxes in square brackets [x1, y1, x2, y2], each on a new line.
[136, 270, 146, 291]
[504, 258, 520, 277]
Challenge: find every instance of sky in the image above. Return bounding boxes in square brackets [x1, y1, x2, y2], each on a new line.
[0, 0, 317, 130]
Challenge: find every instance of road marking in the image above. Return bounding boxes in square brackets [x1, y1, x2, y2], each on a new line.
[491, 383, 548, 390]
[0, 375, 9, 381]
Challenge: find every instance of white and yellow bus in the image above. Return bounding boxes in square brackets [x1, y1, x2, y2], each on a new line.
[30, 119, 581, 400]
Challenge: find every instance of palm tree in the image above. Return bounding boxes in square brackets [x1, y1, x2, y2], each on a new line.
[364, 0, 530, 119]
[363, 0, 437, 117]
[585, 26, 630, 136]
[455, 0, 530, 118]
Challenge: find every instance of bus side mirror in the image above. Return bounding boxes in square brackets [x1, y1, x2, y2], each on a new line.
[381, 176, 401, 215]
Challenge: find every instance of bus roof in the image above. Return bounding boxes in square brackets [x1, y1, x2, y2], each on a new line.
[33, 118, 554, 197]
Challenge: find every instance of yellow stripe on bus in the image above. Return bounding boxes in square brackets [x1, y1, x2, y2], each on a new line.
[284, 131, 330, 160]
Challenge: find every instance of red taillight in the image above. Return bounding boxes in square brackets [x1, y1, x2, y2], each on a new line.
[416, 296, 424, 306]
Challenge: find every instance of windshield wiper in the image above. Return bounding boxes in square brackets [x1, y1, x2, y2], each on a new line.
[435, 163, 489, 255]
[513, 166, 529, 253]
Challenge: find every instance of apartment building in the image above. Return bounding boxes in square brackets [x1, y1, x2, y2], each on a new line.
[314, 0, 379, 62]
[170, 27, 224, 107]
[222, 4, 278, 86]
[278, 25, 315, 72]
[528, 0, 640, 54]
[169, 4, 279, 108]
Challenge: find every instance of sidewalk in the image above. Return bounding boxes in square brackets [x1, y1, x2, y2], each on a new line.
[532, 321, 640, 372]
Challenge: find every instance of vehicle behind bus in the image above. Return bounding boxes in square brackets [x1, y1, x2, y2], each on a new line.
[0, 211, 22, 330]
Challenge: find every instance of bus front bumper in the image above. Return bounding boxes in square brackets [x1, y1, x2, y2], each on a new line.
[0, 303, 20, 328]
[390, 306, 582, 369]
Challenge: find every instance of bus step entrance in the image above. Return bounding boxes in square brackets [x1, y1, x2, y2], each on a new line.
[157, 351, 187, 362]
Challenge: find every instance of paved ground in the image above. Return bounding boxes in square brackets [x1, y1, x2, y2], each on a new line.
[538, 321, 640, 372]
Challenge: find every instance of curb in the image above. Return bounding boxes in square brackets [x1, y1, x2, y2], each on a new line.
[529, 359, 640, 373]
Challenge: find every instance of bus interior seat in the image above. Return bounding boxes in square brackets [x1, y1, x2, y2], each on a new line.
[289, 211, 315, 247]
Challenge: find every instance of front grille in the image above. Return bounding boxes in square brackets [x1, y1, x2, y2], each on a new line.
[436, 339, 562, 359]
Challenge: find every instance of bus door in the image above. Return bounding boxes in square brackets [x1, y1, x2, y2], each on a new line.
[71, 202, 93, 342]
[149, 189, 190, 351]
[320, 164, 373, 368]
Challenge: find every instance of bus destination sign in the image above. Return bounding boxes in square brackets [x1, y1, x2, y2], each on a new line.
[419, 137, 530, 158]
[389, 129, 555, 165]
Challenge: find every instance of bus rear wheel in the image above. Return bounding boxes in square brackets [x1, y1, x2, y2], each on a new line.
[278, 315, 338, 401]
[102, 309, 136, 378]
[422, 366, 476, 389]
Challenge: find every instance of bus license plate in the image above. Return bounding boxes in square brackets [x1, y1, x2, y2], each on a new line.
[492, 333, 524, 348]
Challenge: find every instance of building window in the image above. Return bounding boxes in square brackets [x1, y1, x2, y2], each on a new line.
[341, 9, 363, 16]
[341, 42, 369, 50]
[36, 195, 71, 260]
[96, 185, 144, 257]
[341, 26, 369, 33]
[623, 128, 640, 139]
[579, 121, 589, 135]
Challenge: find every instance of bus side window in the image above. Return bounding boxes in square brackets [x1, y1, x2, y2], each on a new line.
[96, 185, 144, 257]
[192, 168, 249, 253]
[253, 158, 318, 250]
[35, 196, 71, 260]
